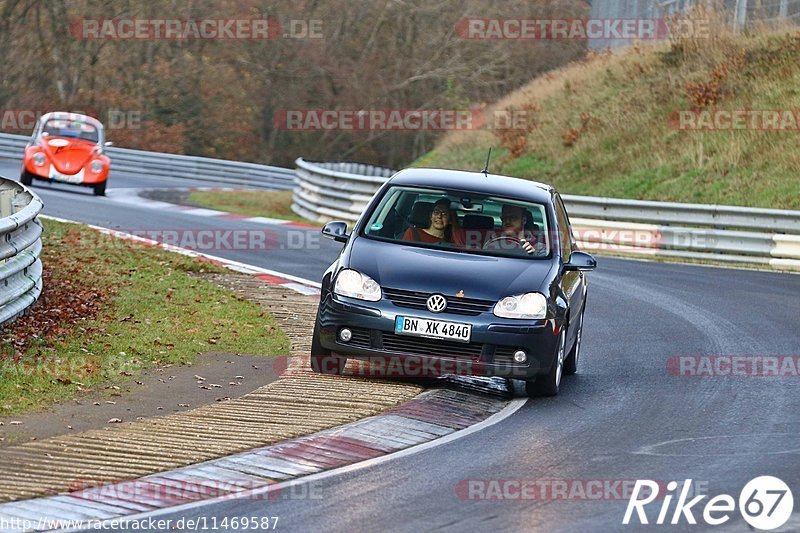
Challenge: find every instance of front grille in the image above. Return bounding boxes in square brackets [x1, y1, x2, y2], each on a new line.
[381, 332, 484, 359]
[383, 287, 494, 316]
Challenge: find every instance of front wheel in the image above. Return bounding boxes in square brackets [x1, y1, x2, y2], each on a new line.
[525, 330, 566, 397]
[19, 169, 34, 186]
[93, 181, 107, 196]
[310, 322, 346, 375]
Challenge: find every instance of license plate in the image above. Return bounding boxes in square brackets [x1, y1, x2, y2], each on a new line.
[50, 168, 82, 184]
[395, 316, 472, 343]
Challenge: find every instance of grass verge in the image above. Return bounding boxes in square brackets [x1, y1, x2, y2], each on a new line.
[417, 14, 800, 210]
[0, 219, 290, 415]
[188, 190, 319, 225]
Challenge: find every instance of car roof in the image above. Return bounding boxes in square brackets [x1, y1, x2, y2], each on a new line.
[388, 168, 554, 204]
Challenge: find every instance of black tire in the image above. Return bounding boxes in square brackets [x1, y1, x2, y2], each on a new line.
[525, 330, 566, 397]
[310, 322, 346, 374]
[93, 181, 107, 196]
[564, 310, 584, 375]
[19, 169, 34, 186]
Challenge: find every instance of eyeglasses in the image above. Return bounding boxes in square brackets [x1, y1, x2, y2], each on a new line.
[432, 210, 449, 217]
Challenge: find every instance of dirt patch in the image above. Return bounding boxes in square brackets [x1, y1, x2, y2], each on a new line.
[0, 352, 281, 446]
[138, 188, 195, 206]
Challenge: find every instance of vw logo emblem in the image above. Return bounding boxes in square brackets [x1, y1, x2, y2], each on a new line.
[426, 294, 447, 313]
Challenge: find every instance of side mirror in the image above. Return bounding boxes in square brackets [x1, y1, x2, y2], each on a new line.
[563, 251, 596, 271]
[322, 221, 349, 243]
[104, 141, 113, 147]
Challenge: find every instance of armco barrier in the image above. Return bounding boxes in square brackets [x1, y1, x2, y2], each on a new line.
[0, 178, 44, 327]
[0, 132, 294, 190]
[292, 158, 800, 271]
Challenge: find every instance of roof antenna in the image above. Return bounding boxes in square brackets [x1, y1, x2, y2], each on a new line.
[481, 147, 492, 177]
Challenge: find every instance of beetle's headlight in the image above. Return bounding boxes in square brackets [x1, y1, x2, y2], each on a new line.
[334, 269, 381, 302]
[33, 153, 46, 166]
[493, 292, 547, 319]
[90, 160, 103, 173]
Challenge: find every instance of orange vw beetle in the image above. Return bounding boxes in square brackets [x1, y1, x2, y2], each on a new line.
[20, 112, 111, 196]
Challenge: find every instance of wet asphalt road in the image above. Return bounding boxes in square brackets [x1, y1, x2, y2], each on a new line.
[2, 160, 798, 532]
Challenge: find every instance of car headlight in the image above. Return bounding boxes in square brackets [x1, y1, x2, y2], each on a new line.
[334, 269, 381, 302]
[33, 153, 46, 166]
[90, 160, 103, 173]
[493, 292, 547, 319]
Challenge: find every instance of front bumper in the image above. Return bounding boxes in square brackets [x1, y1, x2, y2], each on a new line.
[317, 292, 560, 380]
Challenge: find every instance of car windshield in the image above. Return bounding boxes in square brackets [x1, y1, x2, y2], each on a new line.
[362, 185, 551, 258]
[41, 118, 99, 143]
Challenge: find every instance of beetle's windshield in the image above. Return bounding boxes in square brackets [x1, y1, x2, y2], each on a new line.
[362, 185, 551, 259]
[41, 118, 100, 143]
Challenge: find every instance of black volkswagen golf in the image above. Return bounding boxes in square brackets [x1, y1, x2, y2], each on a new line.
[312, 168, 596, 397]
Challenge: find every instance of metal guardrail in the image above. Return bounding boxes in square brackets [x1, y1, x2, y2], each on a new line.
[0, 178, 44, 327]
[292, 159, 800, 271]
[0, 132, 295, 190]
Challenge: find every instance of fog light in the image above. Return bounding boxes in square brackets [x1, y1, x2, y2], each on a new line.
[339, 328, 352, 342]
[513, 350, 527, 363]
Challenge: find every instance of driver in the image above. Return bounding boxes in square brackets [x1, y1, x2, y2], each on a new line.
[484, 204, 545, 255]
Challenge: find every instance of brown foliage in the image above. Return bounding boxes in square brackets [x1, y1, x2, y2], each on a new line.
[492, 102, 541, 158]
[1, 228, 112, 361]
[685, 49, 747, 108]
[562, 111, 591, 148]
[0, 0, 588, 167]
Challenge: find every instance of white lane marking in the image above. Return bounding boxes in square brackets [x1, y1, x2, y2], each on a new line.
[633, 432, 800, 457]
[247, 216, 294, 225]
[60, 398, 527, 531]
[39, 215, 321, 290]
[175, 207, 227, 217]
[105, 188, 297, 227]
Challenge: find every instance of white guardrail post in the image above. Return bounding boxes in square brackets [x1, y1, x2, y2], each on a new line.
[0, 132, 295, 190]
[0, 177, 44, 327]
[292, 158, 800, 272]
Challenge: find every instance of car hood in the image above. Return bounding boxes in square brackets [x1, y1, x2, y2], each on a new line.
[40, 136, 97, 175]
[346, 237, 556, 300]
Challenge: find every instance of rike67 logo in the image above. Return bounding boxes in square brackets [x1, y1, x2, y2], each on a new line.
[623, 477, 794, 530]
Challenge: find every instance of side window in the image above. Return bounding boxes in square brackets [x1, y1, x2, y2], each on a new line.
[554, 195, 573, 261]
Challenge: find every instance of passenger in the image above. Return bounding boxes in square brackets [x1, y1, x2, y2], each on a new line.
[402, 198, 463, 244]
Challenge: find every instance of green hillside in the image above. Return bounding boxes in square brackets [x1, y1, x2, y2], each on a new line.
[416, 25, 800, 209]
